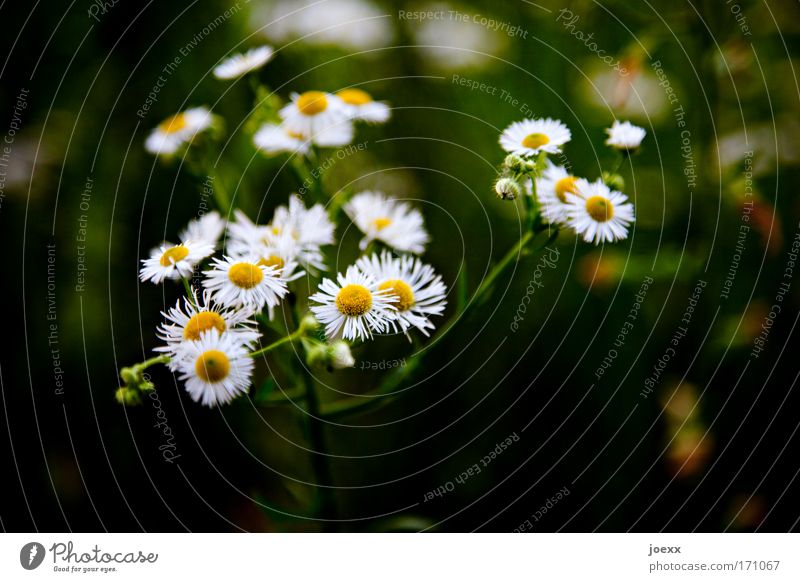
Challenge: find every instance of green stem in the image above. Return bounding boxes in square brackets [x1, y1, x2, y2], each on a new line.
[180, 276, 197, 308]
[249, 328, 305, 358]
[209, 170, 231, 214]
[140, 354, 171, 370]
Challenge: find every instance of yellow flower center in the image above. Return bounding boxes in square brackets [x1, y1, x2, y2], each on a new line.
[335, 284, 372, 317]
[297, 91, 328, 116]
[159, 245, 190, 266]
[158, 113, 188, 134]
[286, 129, 306, 140]
[585, 196, 614, 222]
[228, 262, 264, 289]
[337, 88, 373, 105]
[522, 133, 550, 149]
[183, 311, 226, 341]
[372, 217, 392, 231]
[257, 255, 285, 270]
[555, 176, 579, 203]
[379, 279, 415, 312]
[194, 349, 230, 383]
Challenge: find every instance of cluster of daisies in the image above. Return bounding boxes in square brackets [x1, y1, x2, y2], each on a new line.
[143, 43, 390, 157]
[136, 191, 446, 407]
[497, 118, 645, 244]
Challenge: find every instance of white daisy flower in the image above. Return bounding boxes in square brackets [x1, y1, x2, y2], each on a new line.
[179, 211, 226, 247]
[175, 329, 254, 407]
[250, 232, 305, 283]
[534, 162, 583, 225]
[329, 341, 355, 369]
[344, 191, 429, 254]
[565, 179, 635, 245]
[499, 118, 572, 157]
[278, 91, 353, 147]
[336, 88, 391, 124]
[309, 265, 397, 341]
[155, 288, 260, 366]
[213, 45, 274, 80]
[144, 107, 213, 156]
[356, 251, 447, 337]
[139, 240, 214, 284]
[253, 123, 310, 156]
[605, 120, 646, 151]
[203, 255, 288, 311]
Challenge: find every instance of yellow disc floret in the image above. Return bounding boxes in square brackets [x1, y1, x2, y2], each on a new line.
[158, 113, 188, 134]
[522, 133, 550, 149]
[297, 91, 328, 116]
[183, 311, 226, 340]
[160, 245, 190, 266]
[228, 262, 264, 289]
[337, 88, 372, 105]
[379, 279, 415, 312]
[195, 349, 230, 383]
[554, 176, 578, 203]
[585, 196, 614, 222]
[335, 284, 372, 316]
[372, 217, 392, 231]
[257, 255, 285, 270]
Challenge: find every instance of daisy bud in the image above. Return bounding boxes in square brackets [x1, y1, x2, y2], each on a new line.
[329, 341, 355, 370]
[503, 153, 526, 174]
[299, 313, 320, 335]
[119, 367, 139, 386]
[602, 171, 626, 191]
[305, 342, 330, 369]
[495, 177, 521, 200]
[115, 387, 142, 406]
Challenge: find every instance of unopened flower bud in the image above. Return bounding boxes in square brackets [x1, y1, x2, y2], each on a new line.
[299, 313, 320, 335]
[601, 171, 625, 191]
[503, 154, 526, 174]
[305, 342, 329, 369]
[495, 177, 521, 200]
[329, 341, 355, 370]
[120, 367, 138, 386]
[115, 387, 142, 406]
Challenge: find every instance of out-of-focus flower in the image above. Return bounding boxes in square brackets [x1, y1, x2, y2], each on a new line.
[726, 494, 766, 531]
[666, 427, 714, 478]
[203, 255, 288, 311]
[357, 251, 447, 337]
[175, 329, 254, 407]
[155, 288, 260, 365]
[345, 191, 429, 254]
[139, 241, 214, 284]
[329, 341, 356, 369]
[716, 119, 800, 177]
[336, 89, 390, 123]
[583, 56, 670, 120]
[605, 120, 646, 151]
[253, 123, 311, 156]
[252, 0, 393, 51]
[213, 45, 274, 80]
[409, 3, 506, 71]
[565, 179, 634, 245]
[179, 211, 226, 247]
[661, 381, 713, 479]
[309, 265, 397, 341]
[576, 250, 623, 290]
[499, 118, 572, 157]
[494, 177, 521, 200]
[535, 161, 581, 224]
[279, 91, 353, 146]
[145, 107, 213, 155]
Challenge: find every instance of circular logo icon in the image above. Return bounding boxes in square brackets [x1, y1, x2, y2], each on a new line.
[20, 542, 46, 570]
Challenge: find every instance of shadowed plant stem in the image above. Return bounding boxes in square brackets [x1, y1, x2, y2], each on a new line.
[302, 373, 338, 529]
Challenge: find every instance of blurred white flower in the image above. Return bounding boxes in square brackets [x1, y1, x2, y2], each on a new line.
[336, 88, 391, 124]
[279, 91, 353, 146]
[345, 191, 429, 254]
[605, 120, 646, 150]
[179, 210, 226, 247]
[213, 45, 274, 80]
[329, 341, 355, 369]
[251, 0, 393, 51]
[253, 123, 311, 156]
[144, 107, 213, 155]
